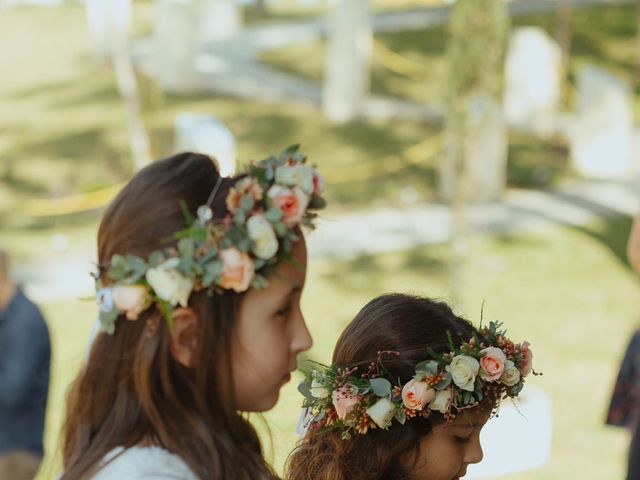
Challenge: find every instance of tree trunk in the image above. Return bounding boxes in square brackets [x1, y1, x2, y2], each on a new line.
[111, 26, 152, 171]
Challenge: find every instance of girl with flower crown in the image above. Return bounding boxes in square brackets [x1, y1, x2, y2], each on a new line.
[287, 293, 535, 480]
[61, 147, 325, 479]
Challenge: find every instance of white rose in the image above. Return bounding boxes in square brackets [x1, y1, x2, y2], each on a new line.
[145, 261, 193, 307]
[246, 214, 279, 260]
[500, 360, 521, 387]
[275, 165, 315, 195]
[310, 379, 330, 399]
[429, 388, 452, 413]
[366, 398, 397, 429]
[445, 355, 480, 392]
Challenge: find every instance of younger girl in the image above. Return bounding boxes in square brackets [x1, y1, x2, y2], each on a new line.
[288, 293, 535, 480]
[62, 147, 325, 479]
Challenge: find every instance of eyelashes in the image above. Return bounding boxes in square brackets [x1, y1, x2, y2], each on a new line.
[453, 435, 471, 444]
[276, 304, 293, 317]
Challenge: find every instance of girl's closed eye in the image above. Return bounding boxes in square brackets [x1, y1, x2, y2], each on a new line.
[453, 435, 471, 444]
[276, 303, 292, 317]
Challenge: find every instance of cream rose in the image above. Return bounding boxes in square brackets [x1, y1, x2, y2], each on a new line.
[401, 379, 436, 411]
[520, 341, 533, 377]
[429, 388, 452, 413]
[219, 248, 255, 292]
[267, 185, 310, 228]
[501, 360, 521, 386]
[275, 164, 315, 195]
[112, 285, 149, 320]
[446, 355, 480, 392]
[246, 214, 279, 260]
[145, 261, 193, 307]
[310, 379, 330, 399]
[366, 398, 397, 429]
[332, 385, 360, 420]
[479, 346, 507, 382]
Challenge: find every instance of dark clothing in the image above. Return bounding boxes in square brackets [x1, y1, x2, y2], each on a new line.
[607, 330, 640, 430]
[0, 290, 50, 457]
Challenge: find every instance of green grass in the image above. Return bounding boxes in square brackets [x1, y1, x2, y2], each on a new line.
[35, 216, 640, 479]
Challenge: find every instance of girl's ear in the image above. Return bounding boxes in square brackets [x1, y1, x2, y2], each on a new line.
[169, 307, 199, 368]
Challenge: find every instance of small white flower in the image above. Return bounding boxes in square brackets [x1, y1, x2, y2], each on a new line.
[366, 398, 397, 429]
[146, 261, 193, 307]
[429, 388, 452, 413]
[310, 379, 330, 399]
[246, 214, 279, 260]
[500, 360, 521, 387]
[97, 287, 114, 312]
[446, 355, 480, 392]
[275, 165, 315, 195]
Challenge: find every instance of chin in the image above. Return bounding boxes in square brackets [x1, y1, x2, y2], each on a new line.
[240, 389, 280, 413]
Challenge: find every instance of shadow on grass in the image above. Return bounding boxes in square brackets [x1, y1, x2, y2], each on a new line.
[320, 246, 447, 293]
[570, 214, 634, 271]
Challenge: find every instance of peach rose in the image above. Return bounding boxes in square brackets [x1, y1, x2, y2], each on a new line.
[275, 164, 314, 195]
[219, 248, 255, 292]
[112, 285, 149, 320]
[479, 346, 507, 382]
[267, 185, 310, 227]
[401, 379, 436, 411]
[226, 178, 263, 213]
[332, 385, 360, 420]
[519, 341, 533, 377]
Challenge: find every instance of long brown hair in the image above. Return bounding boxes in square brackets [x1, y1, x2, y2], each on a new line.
[286, 293, 482, 480]
[62, 153, 277, 479]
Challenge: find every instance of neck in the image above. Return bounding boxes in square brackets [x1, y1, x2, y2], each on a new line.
[0, 282, 16, 311]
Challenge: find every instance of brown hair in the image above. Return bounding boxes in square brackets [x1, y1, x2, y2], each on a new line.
[62, 153, 277, 479]
[286, 293, 484, 480]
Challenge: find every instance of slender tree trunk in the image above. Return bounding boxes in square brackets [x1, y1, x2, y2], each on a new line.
[110, 28, 152, 171]
[556, 0, 572, 94]
[636, 0, 640, 87]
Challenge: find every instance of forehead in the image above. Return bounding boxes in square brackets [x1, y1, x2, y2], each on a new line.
[272, 237, 307, 286]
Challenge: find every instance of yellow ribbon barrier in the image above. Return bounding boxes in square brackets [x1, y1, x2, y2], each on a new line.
[24, 182, 125, 217]
[323, 132, 442, 184]
[372, 38, 431, 81]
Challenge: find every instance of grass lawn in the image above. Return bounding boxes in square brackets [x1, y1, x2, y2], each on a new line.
[35, 215, 640, 479]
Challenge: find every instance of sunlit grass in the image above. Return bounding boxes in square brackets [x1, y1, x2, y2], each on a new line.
[36, 218, 640, 479]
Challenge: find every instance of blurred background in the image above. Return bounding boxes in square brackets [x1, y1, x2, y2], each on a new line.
[2, 0, 640, 478]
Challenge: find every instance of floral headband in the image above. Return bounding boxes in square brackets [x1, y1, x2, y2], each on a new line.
[95, 145, 326, 334]
[298, 321, 537, 439]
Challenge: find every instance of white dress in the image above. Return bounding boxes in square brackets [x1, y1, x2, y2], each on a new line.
[91, 446, 199, 480]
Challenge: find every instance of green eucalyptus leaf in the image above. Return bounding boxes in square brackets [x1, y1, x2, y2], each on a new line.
[178, 238, 195, 259]
[434, 372, 452, 390]
[108, 254, 129, 280]
[202, 261, 223, 287]
[149, 251, 165, 268]
[265, 207, 283, 223]
[240, 193, 254, 211]
[415, 360, 439, 376]
[274, 222, 288, 237]
[395, 408, 407, 425]
[308, 195, 326, 210]
[370, 378, 392, 397]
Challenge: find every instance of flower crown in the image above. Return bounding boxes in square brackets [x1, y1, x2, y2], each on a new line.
[95, 145, 326, 334]
[298, 321, 536, 439]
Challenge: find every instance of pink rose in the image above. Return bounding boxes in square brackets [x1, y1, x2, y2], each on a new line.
[267, 185, 309, 227]
[401, 379, 436, 411]
[332, 385, 360, 420]
[112, 285, 149, 320]
[520, 341, 533, 377]
[479, 346, 507, 382]
[219, 248, 255, 292]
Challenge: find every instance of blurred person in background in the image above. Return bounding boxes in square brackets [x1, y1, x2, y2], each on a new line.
[0, 247, 51, 480]
[607, 213, 640, 479]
